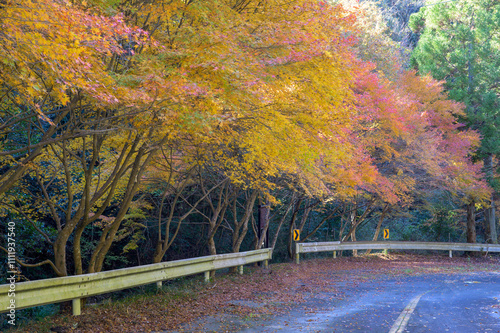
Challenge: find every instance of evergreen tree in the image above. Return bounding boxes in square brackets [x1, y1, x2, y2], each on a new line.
[410, 0, 500, 243]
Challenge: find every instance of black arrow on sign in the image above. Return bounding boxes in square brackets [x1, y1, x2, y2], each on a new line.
[294, 229, 300, 241]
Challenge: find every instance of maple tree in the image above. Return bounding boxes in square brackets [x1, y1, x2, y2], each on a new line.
[0, 0, 493, 286]
[0, 0, 157, 276]
[345, 67, 490, 245]
[0, 0, 149, 197]
[129, 0, 369, 260]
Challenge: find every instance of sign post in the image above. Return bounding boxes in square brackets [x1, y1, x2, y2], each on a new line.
[293, 229, 300, 264]
[383, 228, 389, 255]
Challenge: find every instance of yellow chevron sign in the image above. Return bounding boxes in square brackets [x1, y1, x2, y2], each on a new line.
[293, 229, 300, 241]
[384, 229, 389, 239]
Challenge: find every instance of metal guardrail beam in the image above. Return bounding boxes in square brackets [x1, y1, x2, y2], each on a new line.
[295, 241, 500, 263]
[0, 248, 272, 316]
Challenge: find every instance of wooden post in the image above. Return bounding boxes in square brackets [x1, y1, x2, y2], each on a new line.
[238, 265, 243, 275]
[204, 271, 210, 282]
[333, 251, 337, 259]
[263, 260, 269, 269]
[449, 250, 452, 258]
[295, 253, 300, 264]
[72, 298, 81, 316]
[259, 202, 270, 249]
[383, 249, 388, 255]
[156, 281, 162, 289]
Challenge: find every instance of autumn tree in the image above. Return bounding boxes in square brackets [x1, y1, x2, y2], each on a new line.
[0, 0, 155, 194]
[0, 0, 216, 276]
[0, 0, 160, 275]
[0, 0, 493, 283]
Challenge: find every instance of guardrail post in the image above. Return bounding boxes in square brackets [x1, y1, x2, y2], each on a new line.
[156, 281, 162, 289]
[204, 271, 210, 282]
[238, 265, 243, 275]
[383, 249, 388, 255]
[449, 250, 452, 258]
[333, 251, 337, 259]
[295, 243, 300, 264]
[263, 259, 269, 269]
[72, 298, 81, 316]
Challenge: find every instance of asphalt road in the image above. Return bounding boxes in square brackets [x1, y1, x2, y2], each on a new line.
[177, 271, 500, 332]
[252, 272, 500, 333]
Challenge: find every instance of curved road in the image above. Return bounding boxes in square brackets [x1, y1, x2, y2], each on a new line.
[243, 272, 500, 333]
[175, 271, 500, 332]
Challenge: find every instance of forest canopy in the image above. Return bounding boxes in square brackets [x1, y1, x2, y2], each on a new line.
[0, 0, 497, 282]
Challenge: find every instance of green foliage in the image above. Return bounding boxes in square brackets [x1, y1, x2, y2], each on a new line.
[420, 206, 462, 242]
[0, 304, 59, 332]
[410, 0, 500, 159]
[0, 215, 55, 282]
[120, 207, 148, 254]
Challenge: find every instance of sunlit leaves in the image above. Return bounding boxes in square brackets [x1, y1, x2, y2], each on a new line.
[0, 0, 149, 113]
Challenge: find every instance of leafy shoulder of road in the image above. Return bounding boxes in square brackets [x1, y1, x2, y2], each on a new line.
[11, 253, 500, 333]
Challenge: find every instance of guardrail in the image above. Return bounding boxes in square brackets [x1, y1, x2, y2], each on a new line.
[295, 241, 500, 264]
[0, 248, 272, 316]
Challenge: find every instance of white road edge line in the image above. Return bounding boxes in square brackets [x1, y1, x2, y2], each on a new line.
[388, 291, 429, 333]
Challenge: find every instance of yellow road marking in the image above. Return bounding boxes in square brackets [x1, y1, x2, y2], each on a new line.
[389, 291, 430, 333]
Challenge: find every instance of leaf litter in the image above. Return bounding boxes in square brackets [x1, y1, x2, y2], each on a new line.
[11, 253, 500, 333]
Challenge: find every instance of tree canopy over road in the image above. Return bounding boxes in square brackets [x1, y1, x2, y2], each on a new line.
[0, 0, 498, 283]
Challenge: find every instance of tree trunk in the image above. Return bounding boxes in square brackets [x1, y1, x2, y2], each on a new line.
[88, 142, 150, 274]
[366, 204, 389, 255]
[341, 200, 375, 254]
[153, 174, 220, 263]
[287, 198, 303, 259]
[301, 207, 339, 242]
[467, 201, 476, 244]
[257, 200, 270, 249]
[484, 154, 497, 244]
[53, 235, 70, 277]
[231, 190, 258, 254]
[485, 200, 497, 244]
[350, 209, 358, 256]
[207, 236, 217, 256]
[269, 194, 296, 251]
[288, 199, 318, 259]
[200, 178, 231, 276]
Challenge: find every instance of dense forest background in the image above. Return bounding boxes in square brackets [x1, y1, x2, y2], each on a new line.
[1, 0, 499, 289]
